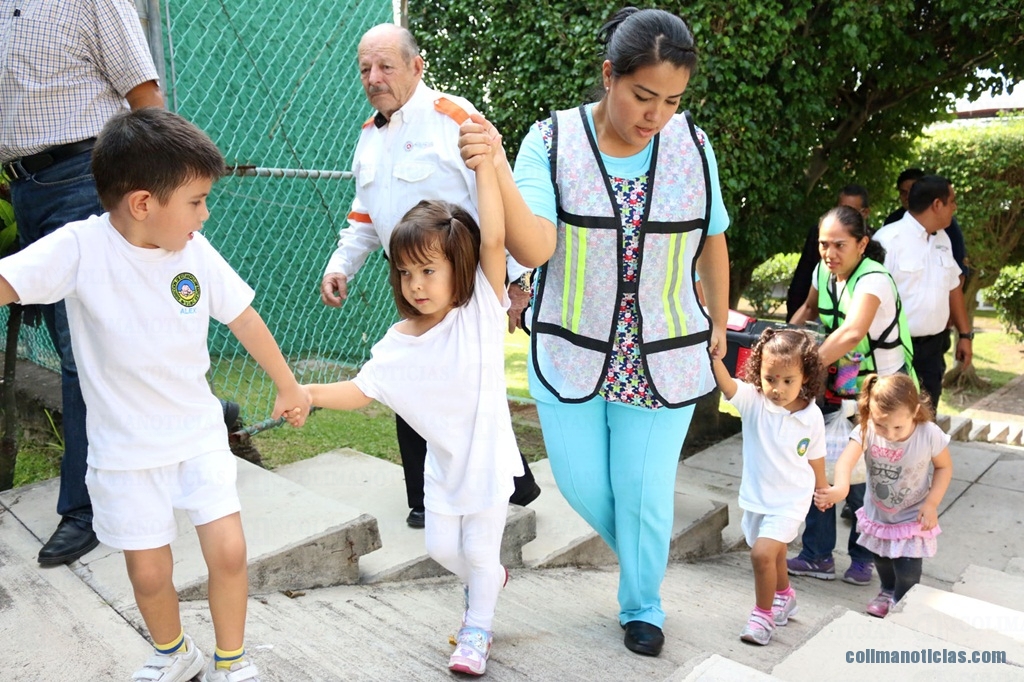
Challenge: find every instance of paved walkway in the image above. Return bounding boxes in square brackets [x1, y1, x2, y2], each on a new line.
[1, 363, 1023, 680]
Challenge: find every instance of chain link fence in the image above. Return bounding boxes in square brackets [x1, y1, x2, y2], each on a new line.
[1, 0, 396, 421]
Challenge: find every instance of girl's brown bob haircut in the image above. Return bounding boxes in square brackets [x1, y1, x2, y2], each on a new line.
[387, 200, 481, 319]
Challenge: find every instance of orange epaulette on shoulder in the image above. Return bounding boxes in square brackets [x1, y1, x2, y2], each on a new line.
[362, 116, 375, 129]
[434, 97, 470, 125]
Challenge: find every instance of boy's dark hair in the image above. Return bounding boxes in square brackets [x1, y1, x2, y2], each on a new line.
[387, 200, 480, 319]
[742, 328, 824, 400]
[91, 108, 226, 210]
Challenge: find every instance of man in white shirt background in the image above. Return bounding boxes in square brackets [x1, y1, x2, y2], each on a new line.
[319, 24, 539, 527]
[872, 175, 973, 407]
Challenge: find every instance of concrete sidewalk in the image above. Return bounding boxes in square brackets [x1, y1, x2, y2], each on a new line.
[2, 434, 1023, 681]
[2, 365, 1024, 680]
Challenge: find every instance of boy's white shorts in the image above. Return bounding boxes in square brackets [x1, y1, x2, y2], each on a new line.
[741, 511, 802, 547]
[86, 449, 241, 551]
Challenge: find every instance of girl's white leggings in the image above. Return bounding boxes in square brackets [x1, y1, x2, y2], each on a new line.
[425, 502, 508, 630]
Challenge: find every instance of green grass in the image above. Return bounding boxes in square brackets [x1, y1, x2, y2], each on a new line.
[938, 309, 1024, 415]
[504, 329, 530, 399]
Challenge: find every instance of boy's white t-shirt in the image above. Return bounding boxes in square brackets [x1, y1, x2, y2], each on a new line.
[353, 267, 523, 516]
[728, 381, 826, 521]
[0, 214, 254, 470]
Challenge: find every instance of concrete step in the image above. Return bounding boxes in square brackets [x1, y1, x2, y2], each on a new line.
[519, 457, 727, 568]
[885, 583, 1024, 664]
[666, 653, 784, 681]
[772, 609, 1024, 680]
[0, 458, 381, 610]
[953, 563, 1024, 613]
[678, 433, 746, 551]
[274, 449, 536, 583]
[0, 508, 154, 680]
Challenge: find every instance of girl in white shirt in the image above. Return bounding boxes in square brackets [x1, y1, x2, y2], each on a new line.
[712, 329, 828, 646]
[303, 121, 521, 676]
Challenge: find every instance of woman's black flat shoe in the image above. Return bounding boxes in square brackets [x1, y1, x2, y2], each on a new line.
[623, 620, 664, 656]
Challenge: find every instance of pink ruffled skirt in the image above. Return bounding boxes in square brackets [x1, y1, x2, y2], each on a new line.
[854, 507, 940, 558]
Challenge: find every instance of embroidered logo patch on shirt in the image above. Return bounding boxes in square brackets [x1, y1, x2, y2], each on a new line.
[171, 273, 201, 307]
[796, 438, 810, 457]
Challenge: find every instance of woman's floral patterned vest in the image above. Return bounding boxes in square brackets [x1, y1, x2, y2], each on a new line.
[530, 105, 717, 408]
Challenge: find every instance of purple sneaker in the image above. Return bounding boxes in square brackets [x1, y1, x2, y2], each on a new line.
[843, 561, 874, 586]
[786, 555, 836, 580]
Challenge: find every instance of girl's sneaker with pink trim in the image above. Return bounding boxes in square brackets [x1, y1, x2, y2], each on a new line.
[740, 609, 776, 646]
[866, 591, 895, 618]
[449, 626, 492, 676]
[772, 592, 799, 626]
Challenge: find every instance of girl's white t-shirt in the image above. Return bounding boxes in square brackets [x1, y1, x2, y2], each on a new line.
[354, 267, 523, 515]
[0, 214, 254, 470]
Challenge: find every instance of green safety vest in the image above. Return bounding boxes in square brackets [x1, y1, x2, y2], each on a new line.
[816, 256, 918, 392]
[530, 106, 715, 407]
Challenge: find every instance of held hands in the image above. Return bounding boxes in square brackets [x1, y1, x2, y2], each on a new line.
[814, 485, 848, 512]
[707, 325, 727, 360]
[273, 384, 312, 428]
[918, 502, 939, 531]
[459, 113, 504, 170]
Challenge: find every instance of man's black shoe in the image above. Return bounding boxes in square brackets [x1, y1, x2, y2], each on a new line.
[221, 399, 242, 432]
[406, 508, 426, 529]
[623, 620, 664, 657]
[38, 518, 99, 566]
[509, 481, 541, 507]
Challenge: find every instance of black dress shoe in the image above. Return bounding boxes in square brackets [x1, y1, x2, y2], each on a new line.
[38, 519, 99, 566]
[509, 481, 541, 507]
[406, 508, 426, 529]
[623, 620, 664, 657]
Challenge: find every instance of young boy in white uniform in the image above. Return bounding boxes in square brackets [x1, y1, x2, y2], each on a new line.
[0, 108, 309, 682]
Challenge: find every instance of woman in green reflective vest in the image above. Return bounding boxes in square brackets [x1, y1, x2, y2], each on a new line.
[788, 204, 916, 586]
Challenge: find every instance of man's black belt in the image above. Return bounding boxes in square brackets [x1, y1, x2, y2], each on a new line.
[3, 138, 97, 181]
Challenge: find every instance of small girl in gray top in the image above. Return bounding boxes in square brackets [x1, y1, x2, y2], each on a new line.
[815, 373, 953, 618]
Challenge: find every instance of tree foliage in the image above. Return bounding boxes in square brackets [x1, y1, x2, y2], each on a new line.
[410, 1, 1024, 304]
[916, 116, 1024, 312]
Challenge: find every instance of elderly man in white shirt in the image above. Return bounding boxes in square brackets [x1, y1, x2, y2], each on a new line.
[872, 175, 973, 407]
[319, 24, 539, 527]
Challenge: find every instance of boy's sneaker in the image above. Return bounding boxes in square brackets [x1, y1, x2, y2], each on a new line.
[866, 591, 895, 618]
[131, 635, 204, 681]
[449, 626, 492, 676]
[771, 592, 799, 626]
[206, 658, 261, 682]
[786, 555, 836, 580]
[740, 609, 776, 646]
[843, 561, 874, 586]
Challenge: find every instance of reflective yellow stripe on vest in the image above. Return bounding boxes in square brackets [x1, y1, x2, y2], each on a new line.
[561, 226, 588, 332]
[662, 232, 690, 338]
